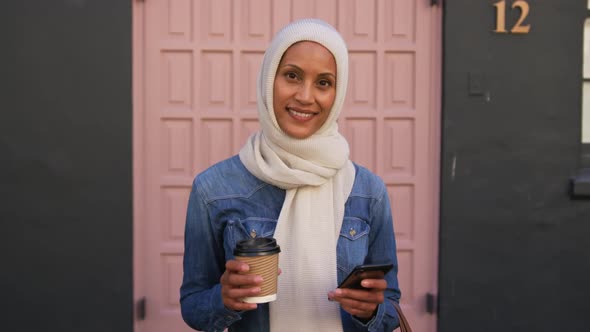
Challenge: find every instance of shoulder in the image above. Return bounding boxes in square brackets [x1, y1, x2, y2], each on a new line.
[193, 155, 270, 201]
[350, 162, 387, 200]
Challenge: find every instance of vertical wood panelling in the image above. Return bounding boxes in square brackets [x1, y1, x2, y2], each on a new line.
[241, 0, 272, 44]
[291, 0, 313, 20]
[200, 52, 233, 111]
[162, 51, 193, 110]
[163, 255, 184, 306]
[397, 251, 415, 300]
[346, 119, 377, 172]
[347, 52, 377, 111]
[384, 119, 414, 176]
[292, 0, 338, 26]
[199, 120, 234, 170]
[240, 119, 261, 146]
[315, 0, 339, 26]
[240, 52, 264, 112]
[209, 0, 230, 38]
[385, 52, 415, 111]
[197, 0, 232, 43]
[389, 184, 414, 240]
[161, 120, 193, 177]
[161, 187, 191, 240]
[340, 0, 377, 44]
[166, 0, 192, 40]
[136, 1, 441, 331]
[385, 0, 416, 44]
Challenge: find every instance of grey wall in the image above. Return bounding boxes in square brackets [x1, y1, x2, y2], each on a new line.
[440, 0, 590, 331]
[1, 1, 133, 331]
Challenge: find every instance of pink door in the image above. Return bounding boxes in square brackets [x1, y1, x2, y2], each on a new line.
[133, 1, 442, 331]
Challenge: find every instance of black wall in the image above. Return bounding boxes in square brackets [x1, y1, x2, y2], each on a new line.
[1, 1, 132, 331]
[440, 1, 590, 331]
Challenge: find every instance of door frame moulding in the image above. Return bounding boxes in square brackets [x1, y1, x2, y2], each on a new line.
[132, 0, 146, 330]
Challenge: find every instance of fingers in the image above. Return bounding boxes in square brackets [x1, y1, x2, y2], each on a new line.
[334, 288, 383, 317]
[340, 300, 378, 319]
[329, 286, 385, 304]
[328, 288, 383, 319]
[222, 288, 259, 312]
[328, 278, 388, 319]
[221, 260, 264, 311]
[358, 278, 387, 291]
[225, 260, 249, 273]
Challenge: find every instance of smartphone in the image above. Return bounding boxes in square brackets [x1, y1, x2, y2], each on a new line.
[337, 263, 393, 289]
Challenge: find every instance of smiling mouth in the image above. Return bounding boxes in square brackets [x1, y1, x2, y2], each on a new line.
[287, 107, 317, 119]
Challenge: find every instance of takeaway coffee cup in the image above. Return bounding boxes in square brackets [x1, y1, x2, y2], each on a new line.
[234, 237, 281, 303]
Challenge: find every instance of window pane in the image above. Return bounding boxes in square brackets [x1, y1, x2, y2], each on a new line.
[583, 82, 590, 143]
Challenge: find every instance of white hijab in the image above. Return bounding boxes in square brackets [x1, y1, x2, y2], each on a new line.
[239, 19, 355, 331]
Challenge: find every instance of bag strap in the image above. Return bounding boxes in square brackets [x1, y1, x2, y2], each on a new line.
[392, 301, 413, 332]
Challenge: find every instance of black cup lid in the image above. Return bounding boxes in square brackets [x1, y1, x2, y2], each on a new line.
[234, 237, 281, 257]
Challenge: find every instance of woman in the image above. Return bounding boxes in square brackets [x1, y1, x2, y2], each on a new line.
[181, 19, 401, 332]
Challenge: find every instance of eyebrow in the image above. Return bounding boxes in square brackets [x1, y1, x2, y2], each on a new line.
[281, 64, 336, 80]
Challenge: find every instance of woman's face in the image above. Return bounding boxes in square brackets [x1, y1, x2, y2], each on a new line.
[273, 41, 337, 139]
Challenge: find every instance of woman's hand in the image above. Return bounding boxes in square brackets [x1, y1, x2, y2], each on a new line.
[220, 260, 263, 311]
[327, 278, 387, 320]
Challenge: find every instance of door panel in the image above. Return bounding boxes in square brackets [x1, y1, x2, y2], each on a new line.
[134, 1, 441, 331]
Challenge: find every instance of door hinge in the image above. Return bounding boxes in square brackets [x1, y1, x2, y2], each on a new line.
[136, 297, 147, 321]
[426, 293, 437, 314]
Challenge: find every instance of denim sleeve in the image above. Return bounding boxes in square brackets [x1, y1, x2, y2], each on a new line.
[350, 184, 401, 332]
[180, 179, 242, 331]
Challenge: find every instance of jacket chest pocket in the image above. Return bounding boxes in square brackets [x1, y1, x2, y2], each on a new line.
[337, 217, 370, 276]
[223, 218, 278, 260]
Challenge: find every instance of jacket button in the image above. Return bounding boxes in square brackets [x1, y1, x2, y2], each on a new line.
[349, 229, 357, 236]
[250, 229, 257, 238]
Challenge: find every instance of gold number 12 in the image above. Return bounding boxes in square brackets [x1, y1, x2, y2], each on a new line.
[494, 0, 531, 34]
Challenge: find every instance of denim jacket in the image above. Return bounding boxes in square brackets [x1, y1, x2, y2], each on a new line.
[181, 155, 401, 332]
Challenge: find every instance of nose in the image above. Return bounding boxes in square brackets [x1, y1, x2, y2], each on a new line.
[294, 82, 313, 104]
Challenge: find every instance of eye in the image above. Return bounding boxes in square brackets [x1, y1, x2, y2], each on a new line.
[285, 71, 299, 80]
[318, 79, 334, 88]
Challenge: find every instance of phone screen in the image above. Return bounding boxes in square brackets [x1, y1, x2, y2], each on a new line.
[338, 263, 393, 289]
